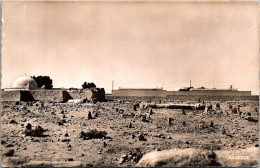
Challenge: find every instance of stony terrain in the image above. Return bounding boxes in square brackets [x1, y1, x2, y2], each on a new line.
[1, 99, 259, 167]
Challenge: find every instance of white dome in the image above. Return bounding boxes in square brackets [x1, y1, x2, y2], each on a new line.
[12, 75, 38, 90]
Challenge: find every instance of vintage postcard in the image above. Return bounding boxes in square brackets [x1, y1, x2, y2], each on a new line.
[1, 1, 259, 167]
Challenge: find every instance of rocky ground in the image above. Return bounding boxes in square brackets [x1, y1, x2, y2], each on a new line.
[1, 99, 259, 167]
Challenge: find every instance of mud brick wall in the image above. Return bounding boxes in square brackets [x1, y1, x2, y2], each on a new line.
[112, 89, 167, 97]
[106, 95, 259, 101]
[166, 95, 259, 101]
[112, 89, 251, 97]
[167, 90, 251, 96]
[66, 90, 94, 100]
[29, 90, 65, 102]
[93, 88, 105, 101]
[1, 91, 21, 101]
[105, 96, 168, 101]
[1, 89, 106, 102]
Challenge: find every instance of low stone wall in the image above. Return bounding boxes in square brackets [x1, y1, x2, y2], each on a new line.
[1, 91, 21, 101]
[166, 95, 259, 101]
[106, 95, 259, 101]
[112, 89, 167, 97]
[93, 88, 106, 101]
[1, 89, 106, 102]
[29, 90, 65, 102]
[66, 89, 105, 102]
[112, 89, 251, 97]
[167, 90, 251, 96]
[66, 90, 94, 100]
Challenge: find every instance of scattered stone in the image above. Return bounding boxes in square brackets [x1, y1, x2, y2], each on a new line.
[216, 103, 220, 109]
[141, 115, 148, 122]
[5, 144, 14, 148]
[26, 123, 32, 130]
[210, 121, 214, 127]
[80, 129, 107, 140]
[149, 108, 153, 115]
[232, 108, 237, 114]
[138, 134, 147, 141]
[9, 120, 18, 124]
[119, 109, 124, 114]
[182, 108, 186, 115]
[222, 128, 226, 135]
[132, 105, 137, 111]
[168, 117, 173, 125]
[119, 154, 128, 164]
[159, 134, 165, 139]
[87, 111, 93, 120]
[24, 125, 47, 137]
[128, 122, 133, 128]
[3, 149, 14, 157]
[61, 139, 71, 142]
[103, 142, 107, 148]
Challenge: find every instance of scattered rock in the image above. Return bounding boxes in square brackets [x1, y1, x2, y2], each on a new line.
[26, 123, 32, 130]
[4, 149, 15, 157]
[210, 121, 214, 127]
[5, 144, 14, 148]
[119, 154, 128, 164]
[138, 134, 147, 141]
[9, 120, 18, 124]
[128, 122, 133, 128]
[80, 129, 107, 140]
[182, 108, 186, 115]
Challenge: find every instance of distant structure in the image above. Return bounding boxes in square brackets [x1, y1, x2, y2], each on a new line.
[112, 84, 252, 97]
[112, 87, 167, 97]
[178, 80, 193, 91]
[2, 75, 105, 102]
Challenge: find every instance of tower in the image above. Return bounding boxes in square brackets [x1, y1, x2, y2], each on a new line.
[112, 80, 114, 93]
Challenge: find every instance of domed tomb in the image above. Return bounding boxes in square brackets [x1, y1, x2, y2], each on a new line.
[11, 75, 38, 90]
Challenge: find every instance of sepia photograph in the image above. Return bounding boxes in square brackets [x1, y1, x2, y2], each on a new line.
[1, 1, 259, 167]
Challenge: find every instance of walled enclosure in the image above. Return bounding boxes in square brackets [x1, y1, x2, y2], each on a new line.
[106, 95, 259, 101]
[167, 90, 251, 96]
[1, 91, 21, 102]
[112, 89, 167, 97]
[112, 89, 252, 97]
[1, 89, 105, 102]
[109, 88, 256, 101]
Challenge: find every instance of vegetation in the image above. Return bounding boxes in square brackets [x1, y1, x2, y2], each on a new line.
[82, 81, 96, 89]
[31, 76, 53, 89]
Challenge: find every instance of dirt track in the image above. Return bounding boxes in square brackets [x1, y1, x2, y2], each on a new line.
[1, 99, 259, 167]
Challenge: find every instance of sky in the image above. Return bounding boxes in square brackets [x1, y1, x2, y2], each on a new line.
[1, 1, 259, 94]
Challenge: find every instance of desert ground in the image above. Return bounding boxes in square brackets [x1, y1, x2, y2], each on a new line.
[1, 98, 259, 167]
